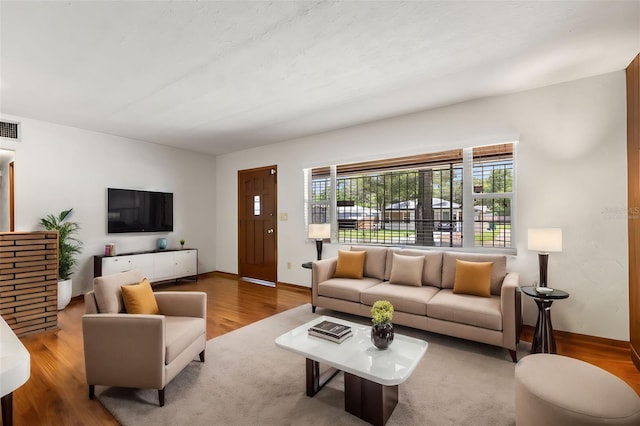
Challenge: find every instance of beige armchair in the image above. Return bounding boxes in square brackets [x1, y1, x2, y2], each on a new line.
[82, 270, 206, 406]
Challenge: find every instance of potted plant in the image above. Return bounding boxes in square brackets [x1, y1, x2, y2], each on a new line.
[371, 300, 394, 349]
[180, 239, 185, 249]
[39, 209, 82, 310]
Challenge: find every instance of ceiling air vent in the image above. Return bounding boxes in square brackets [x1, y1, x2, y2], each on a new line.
[0, 120, 20, 141]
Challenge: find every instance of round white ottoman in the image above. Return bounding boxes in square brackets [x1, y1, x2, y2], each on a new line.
[515, 354, 640, 425]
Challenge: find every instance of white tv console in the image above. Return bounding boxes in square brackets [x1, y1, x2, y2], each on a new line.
[93, 248, 198, 284]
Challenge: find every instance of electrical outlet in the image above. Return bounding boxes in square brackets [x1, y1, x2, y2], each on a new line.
[280, 213, 288, 221]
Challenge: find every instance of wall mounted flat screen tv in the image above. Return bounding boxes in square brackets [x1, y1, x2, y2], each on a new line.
[108, 188, 173, 233]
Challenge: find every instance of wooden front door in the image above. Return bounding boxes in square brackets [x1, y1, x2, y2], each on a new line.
[238, 165, 277, 284]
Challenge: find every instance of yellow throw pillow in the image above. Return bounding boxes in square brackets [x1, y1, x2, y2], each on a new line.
[453, 259, 493, 297]
[333, 250, 366, 279]
[121, 278, 160, 314]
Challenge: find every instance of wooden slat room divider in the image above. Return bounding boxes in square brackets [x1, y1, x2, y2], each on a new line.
[0, 231, 58, 336]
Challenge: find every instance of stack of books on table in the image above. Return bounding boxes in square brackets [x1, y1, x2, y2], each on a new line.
[308, 320, 353, 343]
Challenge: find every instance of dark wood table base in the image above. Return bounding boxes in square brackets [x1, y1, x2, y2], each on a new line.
[306, 358, 398, 426]
[2, 392, 13, 426]
[531, 299, 556, 353]
[306, 358, 340, 396]
[521, 286, 570, 354]
[345, 372, 398, 426]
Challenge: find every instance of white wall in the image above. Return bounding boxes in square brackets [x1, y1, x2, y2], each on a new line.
[0, 115, 217, 297]
[216, 71, 628, 341]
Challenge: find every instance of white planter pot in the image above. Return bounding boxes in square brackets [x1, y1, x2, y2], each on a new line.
[57, 279, 72, 310]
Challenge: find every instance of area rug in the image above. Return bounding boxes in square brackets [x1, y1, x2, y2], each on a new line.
[97, 304, 529, 425]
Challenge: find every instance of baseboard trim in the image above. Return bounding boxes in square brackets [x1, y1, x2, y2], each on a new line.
[631, 343, 640, 370]
[211, 271, 311, 294]
[212, 270, 239, 279]
[276, 281, 312, 294]
[521, 325, 630, 349]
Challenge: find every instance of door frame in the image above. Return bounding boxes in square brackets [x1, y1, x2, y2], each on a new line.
[626, 54, 640, 371]
[9, 161, 14, 231]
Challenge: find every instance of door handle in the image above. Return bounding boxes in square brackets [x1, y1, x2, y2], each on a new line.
[267, 228, 274, 234]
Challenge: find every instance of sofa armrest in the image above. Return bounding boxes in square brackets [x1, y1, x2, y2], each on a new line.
[312, 257, 338, 303]
[500, 272, 521, 350]
[82, 314, 166, 389]
[84, 291, 99, 314]
[155, 291, 206, 319]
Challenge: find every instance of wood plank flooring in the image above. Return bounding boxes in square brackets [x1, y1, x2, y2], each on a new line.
[8, 273, 640, 425]
[10, 273, 310, 426]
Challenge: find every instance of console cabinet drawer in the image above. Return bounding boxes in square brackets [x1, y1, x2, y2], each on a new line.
[101, 256, 133, 276]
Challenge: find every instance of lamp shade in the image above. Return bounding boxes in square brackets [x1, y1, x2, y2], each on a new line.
[528, 228, 562, 252]
[308, 223, 331, 240]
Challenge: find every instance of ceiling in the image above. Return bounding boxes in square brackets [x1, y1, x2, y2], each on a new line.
[1, 1, 638, 156]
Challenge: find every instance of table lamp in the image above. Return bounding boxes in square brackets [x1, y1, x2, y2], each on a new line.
[308, 224, 331, 260]
[528, 228, 562, 287]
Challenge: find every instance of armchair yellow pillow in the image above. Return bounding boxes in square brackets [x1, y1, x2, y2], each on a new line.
[121, 278, 160, 314]
[453, 259, 493, 297]
[333, 250, 366, 279]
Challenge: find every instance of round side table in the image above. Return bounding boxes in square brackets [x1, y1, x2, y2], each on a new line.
[521, 286, 569, 354]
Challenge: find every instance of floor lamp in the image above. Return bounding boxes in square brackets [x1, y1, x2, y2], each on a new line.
[308, 224, 331, 260]
[528, 228, 563, 288]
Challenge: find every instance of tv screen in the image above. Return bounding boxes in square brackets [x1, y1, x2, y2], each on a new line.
[107, 188, 173, 233]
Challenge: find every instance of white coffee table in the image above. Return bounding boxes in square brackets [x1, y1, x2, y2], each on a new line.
[275, 316, 428, 426]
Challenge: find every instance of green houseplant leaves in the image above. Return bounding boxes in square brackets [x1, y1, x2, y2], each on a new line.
[371, 300, 394, 325]
[39, 208, 82, 280]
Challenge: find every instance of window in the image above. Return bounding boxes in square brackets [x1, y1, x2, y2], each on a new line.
[307, 167, 332, 225]
[472, 145, 514, 248]
[304, 142, 516, 252]
[253, 195, 261, 216]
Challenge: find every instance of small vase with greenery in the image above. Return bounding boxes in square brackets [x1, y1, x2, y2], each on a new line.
[40, 209, 82, 310]
[180, 239, 185, 249]
[371, 300, 394, 349]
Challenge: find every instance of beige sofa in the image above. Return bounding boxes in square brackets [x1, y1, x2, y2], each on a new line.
[83, 270, 207, 406]
[312, 246, 521, 361]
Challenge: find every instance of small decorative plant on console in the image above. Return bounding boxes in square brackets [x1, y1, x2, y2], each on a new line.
[180, 239, 185, 249]
[371, 300, 394, 349]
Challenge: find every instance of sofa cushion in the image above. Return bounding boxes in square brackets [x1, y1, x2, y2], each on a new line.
[121, 278, 160, 314]
[453, 260, 492, 297]
[352, 245, 387, 280]
[427, 289, 502, 331]
[396, 249, 444, 287]
[93, 270, 145, 313]
[318, 277, 382, 303]
[384, 247, 403, 281]
[165, 316, 206, 364]
[389, 253, 424, 287]
[361, 282, 439, 315]
[334, 250, 366, 279]
[442, 252, 506, 295]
